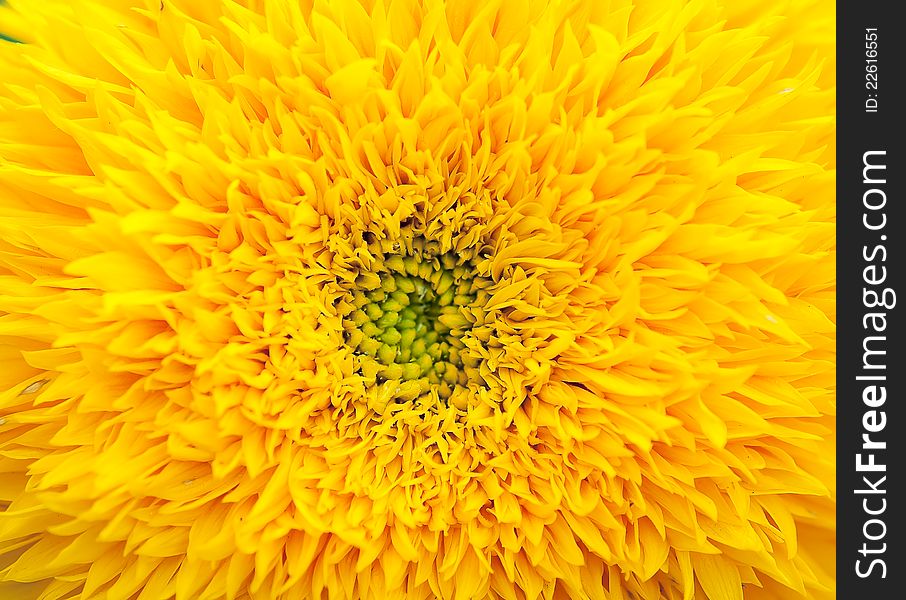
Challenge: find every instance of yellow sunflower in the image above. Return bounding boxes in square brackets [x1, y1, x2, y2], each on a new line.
[0, 0, 834, 599]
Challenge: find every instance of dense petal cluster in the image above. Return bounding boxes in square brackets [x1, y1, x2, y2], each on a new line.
[0, 1, 834, 599]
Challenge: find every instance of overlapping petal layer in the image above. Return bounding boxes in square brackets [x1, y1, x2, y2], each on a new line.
[0, 0, 834, 599]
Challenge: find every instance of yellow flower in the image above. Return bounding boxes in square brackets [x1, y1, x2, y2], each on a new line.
[0, 1, 834, 599]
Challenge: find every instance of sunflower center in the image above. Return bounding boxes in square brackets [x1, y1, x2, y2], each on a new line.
[340, 249, 483, 411]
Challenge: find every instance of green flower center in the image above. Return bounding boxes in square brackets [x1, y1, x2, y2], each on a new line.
[341, 251, 482, 408]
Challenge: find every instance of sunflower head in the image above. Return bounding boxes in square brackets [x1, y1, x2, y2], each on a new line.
[1, 0, 834, 599]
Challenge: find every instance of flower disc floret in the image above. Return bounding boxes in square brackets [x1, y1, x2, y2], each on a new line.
[338, 241, 487, 409]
